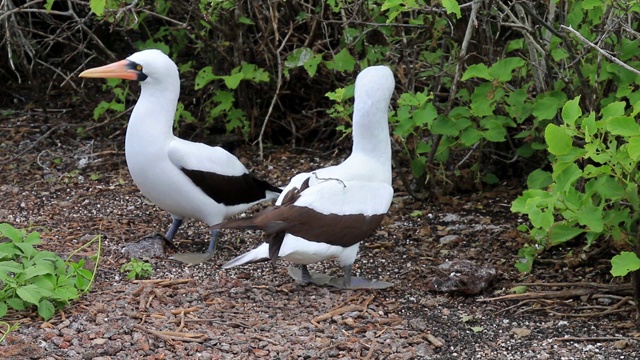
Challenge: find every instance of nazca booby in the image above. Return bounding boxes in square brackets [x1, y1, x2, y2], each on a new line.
[79, 49, 281, 262]
[212, 65, 395, 288]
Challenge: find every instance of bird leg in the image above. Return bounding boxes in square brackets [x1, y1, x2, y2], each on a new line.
[342, 264, 353, 288]
[206, 229, 220, 255]
[167, 228, 218, 265]
[164, 218, 183, 243]
[300, 265, 314, 283]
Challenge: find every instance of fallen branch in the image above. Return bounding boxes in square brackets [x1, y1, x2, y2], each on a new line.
[553, 336, 638, 342]
[480, 281, 632, 302]
[132, 324, 206, 343]
[132, 278, 193, 286]
[311, 304, 364, 327]
[479, 288, 604, 302]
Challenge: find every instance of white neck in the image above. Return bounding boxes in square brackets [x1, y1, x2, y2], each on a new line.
[126, 77, 180, 144]
[350, 92, 392, 176]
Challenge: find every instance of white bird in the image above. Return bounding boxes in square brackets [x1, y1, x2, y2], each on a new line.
[79, 49, 281, 261]
[212, 65, 395, 288]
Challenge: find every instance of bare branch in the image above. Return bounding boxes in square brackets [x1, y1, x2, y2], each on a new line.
[561, 24, 640, 77]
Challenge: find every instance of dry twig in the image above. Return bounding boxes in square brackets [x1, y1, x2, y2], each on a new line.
[132, 324, 206, 343]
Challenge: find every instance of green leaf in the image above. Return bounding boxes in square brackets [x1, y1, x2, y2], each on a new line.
[548, 223, 585, 246]
[611, 251, 640, 277]
[0, 260, 23, 274]
[0, 302, 7, 318]
[482, 173, 499, 184]
[16, 284, 42, 305]
[545, 124, 573, 155]
[461, 64, 491, 81]
[527, 205, 554, 230]
[411, 157, 426, 178]
[470, 83, 496, 117]
[6, 298, 25, 311]
[54, 286, 79, 302]
[15, 242, 37, 258]
[553, 162, 582, 193]
[441, 0, 461, 18]
[285, 47, 314, 68]
[222, 72, 244, 89]
[489, 57, 525, 82]
[325, 48, 355, 72]
[90, 0, 106, 16]
[550, 48, 569, 61]
[38, 299, 56, 321]
[0, 243, 18, 261]
[238, 16, 255, 25]
[561, 96, 581, 126]
[45, 0, 55, 11]
[506, 39, 524, 53]
[194, 66, 218, 90]
[607, 116, 640, 136]
[0, 223, 25, 242]
[460, 127, 482, 146]
[600, 101, 626, 119]
[628, 136, 640, 161]
[481, 117, 509, 142]
[22, 263, 55, 280]
[574, 202, 604, 233]
[431, 117, 458, 136]
[303, 54, 323, 77]
[24, 231, 41, 245]
[533, 96, 562, 120]
[526, 169, 552, 189]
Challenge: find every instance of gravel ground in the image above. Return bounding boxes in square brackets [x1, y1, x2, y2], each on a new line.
[1, 116, 639, 359]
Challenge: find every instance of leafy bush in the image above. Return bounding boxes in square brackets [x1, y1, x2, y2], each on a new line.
[0, 223, 100, 321]
[512, 97, 640, 273]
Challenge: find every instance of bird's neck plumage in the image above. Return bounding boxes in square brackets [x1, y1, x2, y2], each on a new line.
[349, 94, 392, 180]
[126, 77, 180, 146]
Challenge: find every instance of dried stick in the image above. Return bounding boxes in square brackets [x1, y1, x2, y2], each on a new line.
[428, 0, 480, 165]
[311, 304, 364, 327]
[560, 25, 640, 76]
[258, 22, 293, 160]
[553, 336, 637, 342]
[132, 324, 206, 343]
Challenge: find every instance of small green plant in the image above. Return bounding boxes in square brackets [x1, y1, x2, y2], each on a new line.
[120, 258, 153, 280]
[0, 223, 101, 321]
[0, 320, 20, 343]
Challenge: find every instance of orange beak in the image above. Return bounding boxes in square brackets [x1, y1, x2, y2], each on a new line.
[79, 60, 139, 80]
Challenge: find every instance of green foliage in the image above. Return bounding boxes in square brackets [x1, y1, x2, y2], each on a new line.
[0, 223, 100, 321]
[195, 62, 270, 135]
[92, 78, 127, 120]
[120, 258, 153, 280]
[512, 97, 640, 273]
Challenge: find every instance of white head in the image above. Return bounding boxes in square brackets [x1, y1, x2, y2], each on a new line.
[354, 65, 395, 107]
[80, 49, 179, 91]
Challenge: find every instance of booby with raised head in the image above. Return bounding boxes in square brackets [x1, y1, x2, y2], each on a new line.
[212, 65, 395, 288]
[79, 49, 281, 262]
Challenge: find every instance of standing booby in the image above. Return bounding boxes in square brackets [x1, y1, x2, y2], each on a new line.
[79, 49, 281, 262]
[212, 65, 395, 288]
